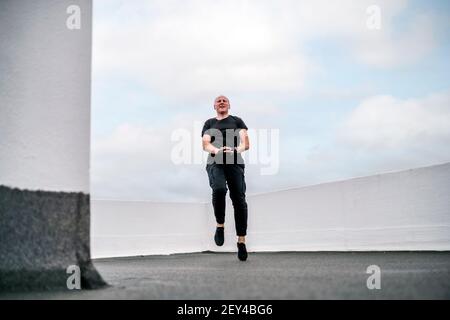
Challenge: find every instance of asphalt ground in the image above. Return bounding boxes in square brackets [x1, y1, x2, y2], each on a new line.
[1, 252, 449, 299]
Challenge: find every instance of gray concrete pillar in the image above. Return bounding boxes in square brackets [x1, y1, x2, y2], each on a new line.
[0, 0, 106, 291]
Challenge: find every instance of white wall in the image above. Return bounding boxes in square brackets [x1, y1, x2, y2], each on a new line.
[91, 200, 210, 258]
[91, 162, 450, 258]
[246, 161, 450, 252]
[0, 0, 92, 193]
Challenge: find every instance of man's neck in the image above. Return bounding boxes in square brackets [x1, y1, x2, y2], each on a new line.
[216, 113, 230, 120]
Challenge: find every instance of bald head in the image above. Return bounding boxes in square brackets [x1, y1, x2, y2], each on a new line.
[214, 95, 230, 115]
[214, 95, 229, 104]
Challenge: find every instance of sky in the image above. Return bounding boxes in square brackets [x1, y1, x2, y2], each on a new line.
[90, 0, 450, 202]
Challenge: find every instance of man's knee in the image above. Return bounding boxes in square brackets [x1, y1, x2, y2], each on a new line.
[213, 186, 227, 195]
[230, 192, 247, 206]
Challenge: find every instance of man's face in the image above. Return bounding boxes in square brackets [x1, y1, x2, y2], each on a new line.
[214, 96, 230, 113]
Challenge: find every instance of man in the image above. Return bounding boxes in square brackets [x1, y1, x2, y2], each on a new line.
[201, 95, 250, 261]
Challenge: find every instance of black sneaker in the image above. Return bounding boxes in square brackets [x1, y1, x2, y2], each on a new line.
[214, 227, 224, 246]
[237, 242, 248, 261]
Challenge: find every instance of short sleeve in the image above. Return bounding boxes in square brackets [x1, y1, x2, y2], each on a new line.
[201, 119, 211, 137]
[235, 117, 248, 130]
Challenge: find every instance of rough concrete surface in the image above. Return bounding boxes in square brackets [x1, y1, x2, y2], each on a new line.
[1, 252, 449, 299]
[0, 185, 106, 291]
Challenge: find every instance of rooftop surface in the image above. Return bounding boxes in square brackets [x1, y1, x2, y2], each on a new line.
[1, 252, 450, 299]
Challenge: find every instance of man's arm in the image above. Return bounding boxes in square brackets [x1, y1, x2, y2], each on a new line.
[235, 129, 250, 153]
[202, 134, 221, 154]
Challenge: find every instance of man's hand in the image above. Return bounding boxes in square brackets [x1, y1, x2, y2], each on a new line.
[222, 146, 234, 153]
[212, 146, 234, 155]
[234, 146, 244, 153]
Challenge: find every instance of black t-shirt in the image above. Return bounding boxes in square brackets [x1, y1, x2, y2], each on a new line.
[201, 115, 248, 165]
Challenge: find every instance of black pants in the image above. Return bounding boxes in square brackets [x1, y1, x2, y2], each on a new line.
[206, 163, 248, 236]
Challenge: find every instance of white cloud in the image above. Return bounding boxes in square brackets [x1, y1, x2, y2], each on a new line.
[355, 13, 436, 67]
[93, 0, 437, 103]
[93, 0, 311, 102]
[338, 91, 450, 150]
[277, 90, 450, 189]
[91, 90, 450, 202]
[90, 1, 446, 201]
[91, 117, 211, 201]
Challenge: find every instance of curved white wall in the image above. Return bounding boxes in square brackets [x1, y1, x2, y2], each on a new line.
[91, 162, 450, 258]
[91, 200, 210, 258]
[0, 0, 92, 193]
[246, 161, 450, 251]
